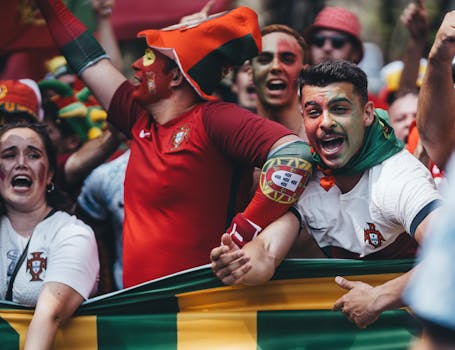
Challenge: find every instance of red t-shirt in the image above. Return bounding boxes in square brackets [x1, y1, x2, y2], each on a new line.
[108, 81, 292, 287]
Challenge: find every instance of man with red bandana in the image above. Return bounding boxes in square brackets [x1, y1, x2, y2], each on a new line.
[35, 0, 314, 287]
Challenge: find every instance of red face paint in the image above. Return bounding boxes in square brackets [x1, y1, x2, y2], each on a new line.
[0, 128, 52, 213]
[131, 48, 175, 105]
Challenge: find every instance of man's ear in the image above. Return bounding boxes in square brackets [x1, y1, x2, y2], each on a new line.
[363, 101, 375, 127]
[170, 68, 184, 87]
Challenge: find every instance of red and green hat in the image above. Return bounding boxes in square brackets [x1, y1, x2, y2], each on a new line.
[137, 6, 262, 100]
[0, 79, 43, 121]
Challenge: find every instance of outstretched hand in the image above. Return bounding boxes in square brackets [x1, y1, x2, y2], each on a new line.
[332, 276, 381, 329]
[91, 0, 115, 17]
[179, 0, 216, 25]
[210, 233, 252, 285]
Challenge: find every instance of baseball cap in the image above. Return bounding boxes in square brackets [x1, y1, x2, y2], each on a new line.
[0, 79, 43, 121]
[304, 6, 364, 63]
[137, 6, 262, 100]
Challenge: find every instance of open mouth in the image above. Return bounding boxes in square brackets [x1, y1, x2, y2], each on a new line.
[320, 136, 344, 154]
[266, 79, 287, 92]
[246, 85, 256, 94]
[11, 175, 32, 189]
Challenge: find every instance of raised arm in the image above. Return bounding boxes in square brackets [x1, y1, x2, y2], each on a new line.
[397, 0, 429, 95]
[416, 11, 455, 170]
[36, 0, 126, 110]
[91, 0, 123, 71]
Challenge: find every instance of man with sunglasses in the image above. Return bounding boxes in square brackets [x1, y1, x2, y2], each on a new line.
[303, 6, 364, 65]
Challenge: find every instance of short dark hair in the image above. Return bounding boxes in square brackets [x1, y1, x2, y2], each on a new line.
[0, 121, 73, 212]
[298, 60, 368, 105]
[261, 24, 310, 64]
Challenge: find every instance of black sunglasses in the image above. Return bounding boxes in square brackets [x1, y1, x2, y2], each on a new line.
[312, 34, 349, 49]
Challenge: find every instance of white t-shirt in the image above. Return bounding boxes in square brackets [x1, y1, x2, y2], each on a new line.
[0, 211, 99, 306]
[293, 150, 442, 258]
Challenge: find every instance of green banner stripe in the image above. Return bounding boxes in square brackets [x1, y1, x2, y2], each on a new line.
[0, 316, 19, 350]
[274, 259, 414, 280]
[257, 309, 420, 350]
[97, 314, 177, 349]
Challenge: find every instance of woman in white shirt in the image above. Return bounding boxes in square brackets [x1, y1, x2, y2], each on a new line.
[0, 121, 99, 350]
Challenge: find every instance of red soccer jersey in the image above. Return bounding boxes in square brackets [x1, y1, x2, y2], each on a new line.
[108, 81, 291, 287]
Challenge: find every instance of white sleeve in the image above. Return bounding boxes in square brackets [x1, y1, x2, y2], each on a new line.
[45, 221, 99, 299]
[373, 151, 442, 235]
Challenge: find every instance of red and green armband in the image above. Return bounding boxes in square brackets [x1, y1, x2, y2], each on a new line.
[36, 0, 108, 75]
[227, 140, 313, 247]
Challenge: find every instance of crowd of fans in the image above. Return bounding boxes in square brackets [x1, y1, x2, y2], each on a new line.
[0, 0, 454, 349]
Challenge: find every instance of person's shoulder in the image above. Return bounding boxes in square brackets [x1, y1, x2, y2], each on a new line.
[377, 149, 429, 174]
[45, 211, 94, 235]
[202, 100, 255, 115]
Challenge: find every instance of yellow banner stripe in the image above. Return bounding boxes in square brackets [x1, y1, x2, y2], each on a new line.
[0, 310, 98, 350]
[177, 311, 257, 350]
[177, 273, 403, 312]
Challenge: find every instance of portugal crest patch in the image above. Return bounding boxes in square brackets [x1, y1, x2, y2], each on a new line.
[170, 125, 190, 150]
[26, 252, 47, 282]
[364, 223, 385, 248]
[259, 157, 312, 204]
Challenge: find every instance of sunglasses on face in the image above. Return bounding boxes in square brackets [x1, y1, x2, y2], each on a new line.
[312, 34, 349, 49]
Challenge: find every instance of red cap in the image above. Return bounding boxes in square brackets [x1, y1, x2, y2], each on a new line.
[137, 7, 262, 100]
[0, 79, 43, 121]
[304, 6, 363, 63]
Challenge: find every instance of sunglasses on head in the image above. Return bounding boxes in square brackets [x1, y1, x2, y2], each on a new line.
[312, 34, 349, 49]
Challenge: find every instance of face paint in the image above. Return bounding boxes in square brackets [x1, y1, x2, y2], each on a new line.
[131, 48, 175, 105]
[301, 82, 368, 169]
[0, 128, 52, 212]
[252, 32, 304, 108]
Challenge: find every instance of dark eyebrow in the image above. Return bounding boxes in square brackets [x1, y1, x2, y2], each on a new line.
[0, 146, 17, 152]
[303, 100, 319, 108]
[26, 145, 44, 153]
[328, 97, 353, 105]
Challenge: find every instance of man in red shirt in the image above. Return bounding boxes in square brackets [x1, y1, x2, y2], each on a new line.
[36, 0, 313, 287]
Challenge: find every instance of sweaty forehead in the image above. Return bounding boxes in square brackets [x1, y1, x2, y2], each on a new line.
[262, 32, 302, 54]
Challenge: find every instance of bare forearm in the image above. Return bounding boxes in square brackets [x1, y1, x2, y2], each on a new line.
[96, 16, 123, 71]
[398, 39, 426, 95]
[241, 242, 277, 285]
[25, 315, 60, 350]
[372, 271, 412, 314]
[417, 59, 455, 169]
[64, 129, 123, 185]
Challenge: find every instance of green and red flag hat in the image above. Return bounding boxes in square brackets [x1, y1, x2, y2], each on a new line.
[137, 6, 262, 101]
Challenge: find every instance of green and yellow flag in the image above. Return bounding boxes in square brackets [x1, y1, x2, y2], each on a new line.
[0, 259, 420, 349]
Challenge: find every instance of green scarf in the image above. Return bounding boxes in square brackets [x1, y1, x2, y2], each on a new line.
[312, 108, 403, 181]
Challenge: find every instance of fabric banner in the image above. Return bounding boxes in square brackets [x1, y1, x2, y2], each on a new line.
[0, 259, 420, 349]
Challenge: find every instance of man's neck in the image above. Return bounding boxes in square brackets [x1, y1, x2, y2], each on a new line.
[257, 100, 307, 140]
[334, 172, 364, 194]
[144, 88, 203, 125]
